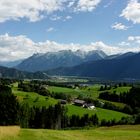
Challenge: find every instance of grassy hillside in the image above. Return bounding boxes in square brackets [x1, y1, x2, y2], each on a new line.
[1, 125, 140, 140]
[12, 83, 58, 107]
[67, 105, 130, 121]
[48, 85, 131, 99]
[48, 85, 131, 109]
[48, 84, 101, 96]
[11, 83, 130, 122]
[13, 88, 129, 122]
[48, 85, 96, 98]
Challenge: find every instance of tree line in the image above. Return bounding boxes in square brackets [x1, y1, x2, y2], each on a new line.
[99, 86, 140, 114]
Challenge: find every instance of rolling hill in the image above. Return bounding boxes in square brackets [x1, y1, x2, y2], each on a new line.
[0, 66, 49, 79]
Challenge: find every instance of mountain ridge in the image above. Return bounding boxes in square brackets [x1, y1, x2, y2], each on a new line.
[16, 50, 107, 72]
[45, 52, 140, 80]
[0, 66, 49, 79]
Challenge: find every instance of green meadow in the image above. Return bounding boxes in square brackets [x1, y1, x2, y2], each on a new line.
[11, 83, 131, 122]
[67, 105, 130, 121]
[1, 125, 140, 140]
[12, 83, 58, 107]
[48, 84, 131, 99]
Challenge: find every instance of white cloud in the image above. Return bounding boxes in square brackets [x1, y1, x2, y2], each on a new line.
[128, 36, 140, 43]
[50, 15, 72, 21]
[65, 16, 72, 20]
[90, 41, 121, 54]
[68, 1, 75, 7]
[63, 16, 72, 21]
[120, 0, 140, 24]
[0, 0, 102, 23]
[46, 27, 55, 32]
[112, 22, 128, 30]
[118, 42, 130, 46]
[76, 0, 101, 12]
[0, 0, 68, 22]
[50, 15, 62, 21]
[0, 34, 35, 61]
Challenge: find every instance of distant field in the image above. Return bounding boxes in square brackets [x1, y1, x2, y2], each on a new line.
[48, 84, 102, 99]
[1, 125, 140, 140]
[48, 86, 79, 96]
[48, 85, 132, 99]
[50, 76, 88, 83]
[66, 105, 130, 121]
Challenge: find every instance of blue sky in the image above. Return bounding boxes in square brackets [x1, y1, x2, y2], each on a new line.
[0, 0, 140, 61]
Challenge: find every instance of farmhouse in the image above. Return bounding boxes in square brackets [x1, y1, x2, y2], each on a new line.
[84, 103, 95, 110]
[73, 99, 86, 106]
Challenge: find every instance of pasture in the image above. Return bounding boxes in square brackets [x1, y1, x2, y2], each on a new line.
[1, 125, 140, 140]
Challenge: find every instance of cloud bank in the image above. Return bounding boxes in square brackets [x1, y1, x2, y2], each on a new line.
[0, 34, 140, 61]
[0, 0, 102, 22]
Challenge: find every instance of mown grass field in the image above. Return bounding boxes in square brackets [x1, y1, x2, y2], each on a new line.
[48, 86, 96, 98]
[66, 105, 130, 121]
[1, 125, 140, 140]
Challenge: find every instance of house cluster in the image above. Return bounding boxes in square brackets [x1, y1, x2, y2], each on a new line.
[60, 99, 95, 110]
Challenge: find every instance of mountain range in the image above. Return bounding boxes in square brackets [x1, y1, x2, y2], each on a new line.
[46, 52, 140, 80]
[0, 50, 139, 81]
[16, 50, 107, 72]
